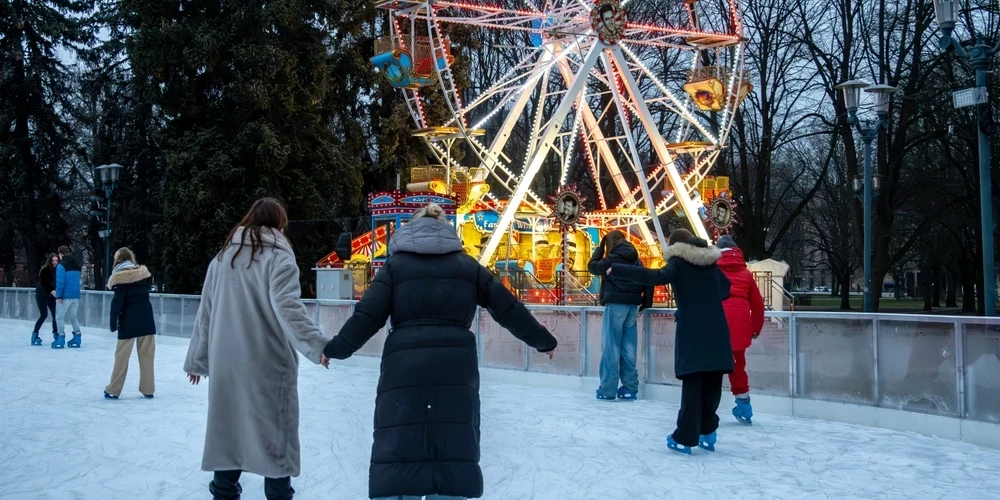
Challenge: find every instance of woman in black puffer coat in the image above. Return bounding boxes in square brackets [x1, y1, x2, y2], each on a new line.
[324, 204, 558, 500]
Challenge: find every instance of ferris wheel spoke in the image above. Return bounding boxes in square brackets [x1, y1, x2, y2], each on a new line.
[478, 42, 603, 266]
[618, 42, 718, 145]
[602, 50, 661, 248]
[554, 56, 635, 211]
[607, 44, 709, 240]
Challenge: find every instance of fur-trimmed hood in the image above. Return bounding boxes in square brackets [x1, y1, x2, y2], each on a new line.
[663, 238, 722, 267]
[107, 265, 152, 288]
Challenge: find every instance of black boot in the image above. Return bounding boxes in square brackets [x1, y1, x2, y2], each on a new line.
[209, 470, 243, 500]
[264, 477, 294, 500]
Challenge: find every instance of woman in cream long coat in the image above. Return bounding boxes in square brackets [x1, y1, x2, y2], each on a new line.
[184, 198, 329, 500]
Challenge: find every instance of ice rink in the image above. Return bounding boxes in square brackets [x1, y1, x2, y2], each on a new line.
[2, 319, 999, 500]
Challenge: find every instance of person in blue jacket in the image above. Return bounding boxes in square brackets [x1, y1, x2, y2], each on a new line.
[53, 245, 83, 349]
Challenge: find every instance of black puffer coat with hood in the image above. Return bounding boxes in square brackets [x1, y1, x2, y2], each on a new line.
[324, 207, 557, 499]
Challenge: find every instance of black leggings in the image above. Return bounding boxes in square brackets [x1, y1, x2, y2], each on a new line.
[33, 293, 58, 334]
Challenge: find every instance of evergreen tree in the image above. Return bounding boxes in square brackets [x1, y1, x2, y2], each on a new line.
[123, 0, 366, 293]
[73, 0, 165, 287]
[0, 0, 93, 284]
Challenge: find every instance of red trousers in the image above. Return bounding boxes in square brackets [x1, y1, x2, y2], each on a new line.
[728, 349, 749, 396]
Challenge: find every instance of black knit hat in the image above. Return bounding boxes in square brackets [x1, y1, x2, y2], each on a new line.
[716, 234, 737, 249]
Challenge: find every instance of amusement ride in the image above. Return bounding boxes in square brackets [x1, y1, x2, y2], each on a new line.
[318, 0, 751, 304]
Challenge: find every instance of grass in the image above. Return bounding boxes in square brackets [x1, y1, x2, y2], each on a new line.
[797, 295, 999, 313]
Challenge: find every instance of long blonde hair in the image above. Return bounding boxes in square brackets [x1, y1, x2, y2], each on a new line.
[113, 247, 137, 268]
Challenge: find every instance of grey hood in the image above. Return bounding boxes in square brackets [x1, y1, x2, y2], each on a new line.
[389, 217, 463, 255]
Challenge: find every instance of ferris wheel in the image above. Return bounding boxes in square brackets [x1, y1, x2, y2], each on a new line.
[371, 0, 750, 265]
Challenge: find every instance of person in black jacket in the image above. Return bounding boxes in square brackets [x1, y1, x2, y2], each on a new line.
[104, 247, 157, 400]
[31, 253, 60, 346]
[324, 203, 558, 500]
[608, 229, 732, 455]
[587, 230, 652, 401]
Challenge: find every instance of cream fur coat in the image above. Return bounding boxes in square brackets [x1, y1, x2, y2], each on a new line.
[183, 227, 328, 478]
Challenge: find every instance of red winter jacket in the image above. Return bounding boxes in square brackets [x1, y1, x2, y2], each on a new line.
[717, 247, 765, 351]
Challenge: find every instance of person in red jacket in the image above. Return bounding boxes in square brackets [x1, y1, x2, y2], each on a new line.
[715, 235, 765, 424]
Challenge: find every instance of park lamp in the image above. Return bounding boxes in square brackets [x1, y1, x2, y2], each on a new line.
[872, 173, 884, 192]
[865, 84, 897, 117]
[96, 163, 123, 186]
[835, 80, 870, 122]
[932, 0, 958, 39]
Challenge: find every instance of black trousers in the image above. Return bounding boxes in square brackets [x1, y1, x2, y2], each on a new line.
[209, 470, 294, 500]
[33, 293, 58, 334]
[672, 371, 725, 447]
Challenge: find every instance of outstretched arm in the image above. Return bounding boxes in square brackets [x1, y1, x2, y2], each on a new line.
[611, 260, 679, 287]
[324, 261, 394, 360]
[269, 253, 329, 364]
[477, 265, 557, 353]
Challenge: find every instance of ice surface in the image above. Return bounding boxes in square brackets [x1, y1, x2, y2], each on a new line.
[2, 319, 999, 500]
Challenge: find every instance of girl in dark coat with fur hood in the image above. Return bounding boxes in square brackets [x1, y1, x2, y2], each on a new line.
[324, 203, 558, 500]
[608, 229, 732, 455]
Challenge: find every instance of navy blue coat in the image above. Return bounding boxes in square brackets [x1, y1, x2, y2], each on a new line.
[108, 265, 157, 340]
[612, 238, 733, 378]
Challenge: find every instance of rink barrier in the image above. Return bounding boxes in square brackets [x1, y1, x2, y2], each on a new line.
[2, 288, 998, 428]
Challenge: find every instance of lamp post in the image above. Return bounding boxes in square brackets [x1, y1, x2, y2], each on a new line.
[835, 80, 897, 312]
[932, 0, 997, 316]
[95, 164, 123, 285]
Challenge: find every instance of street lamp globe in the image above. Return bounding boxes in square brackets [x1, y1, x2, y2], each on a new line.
[835, 80, 870, 114]
[932, 0, 958, 35]
[96, 163, 124, 186]
[865, 84, 898, 117]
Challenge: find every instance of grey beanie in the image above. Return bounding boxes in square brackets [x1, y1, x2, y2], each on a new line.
[716, 234, 737, 249]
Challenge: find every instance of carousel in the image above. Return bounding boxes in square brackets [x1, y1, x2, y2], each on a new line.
[318, 0, 749, 304]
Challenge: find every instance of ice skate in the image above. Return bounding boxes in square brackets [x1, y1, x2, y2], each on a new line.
[667, 435, 692, 455]
[104, 392, 119, 400]
[698, 432, 717, 452]
[51, 334, 65, 349]
[595, 389, 616, 401]
[30, 333, 43, 346]
[66, 332, 82, 348]
[142, 394, 154, 399]
[732, 397, 753, 424]
[616, 386, 637, 401]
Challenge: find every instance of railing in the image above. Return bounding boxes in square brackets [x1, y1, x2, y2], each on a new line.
[1, 288, 997, 424]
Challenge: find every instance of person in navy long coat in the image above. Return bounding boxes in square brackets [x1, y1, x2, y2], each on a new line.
[609, 229, 732, 454]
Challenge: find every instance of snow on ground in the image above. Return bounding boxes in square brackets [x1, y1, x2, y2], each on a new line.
[1, 320, 999, 500]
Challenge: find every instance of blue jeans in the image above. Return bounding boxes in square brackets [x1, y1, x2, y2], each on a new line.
[57, 299, 81, 335]
[373, 496, 465, 500]
[598, 303, 639, 398]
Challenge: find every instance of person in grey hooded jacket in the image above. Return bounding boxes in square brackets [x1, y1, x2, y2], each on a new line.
[323, 203, 558, 500]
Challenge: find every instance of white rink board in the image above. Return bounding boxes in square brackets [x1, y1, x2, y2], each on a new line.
[1, 320, 999, 500]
